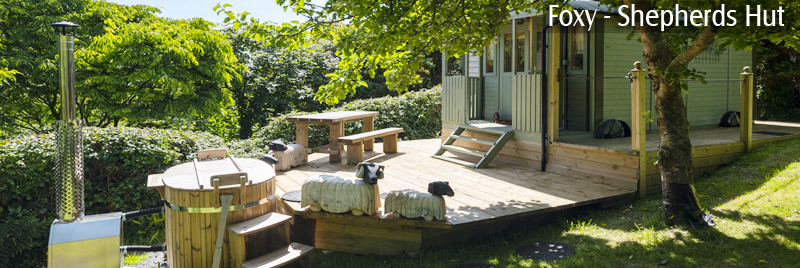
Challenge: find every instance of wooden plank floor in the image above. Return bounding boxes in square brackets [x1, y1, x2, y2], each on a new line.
[275, 139, 634, 226]
[565, 121, 800, 151]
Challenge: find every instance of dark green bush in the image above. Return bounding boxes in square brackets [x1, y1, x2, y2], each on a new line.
[228, 87, 442, 158]
[0, 127, 225, 267]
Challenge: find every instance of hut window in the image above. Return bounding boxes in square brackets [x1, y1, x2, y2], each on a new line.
[571, 26, 585, 70]
[516, 32, 525, 72]
[485, 40, 495, 73]
[503, 33, 513, 72]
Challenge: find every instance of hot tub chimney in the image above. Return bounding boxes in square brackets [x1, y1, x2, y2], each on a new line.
[50, 21, 83, 222]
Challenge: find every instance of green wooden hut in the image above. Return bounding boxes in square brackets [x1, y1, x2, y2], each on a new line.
[433, 1, 800, 196]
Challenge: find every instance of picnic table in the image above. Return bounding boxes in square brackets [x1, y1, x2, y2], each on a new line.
[287, 111, 379, 163]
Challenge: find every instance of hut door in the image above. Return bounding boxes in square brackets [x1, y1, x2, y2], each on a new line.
[561, 25, 590, 132]
[498, 22, 528, 121]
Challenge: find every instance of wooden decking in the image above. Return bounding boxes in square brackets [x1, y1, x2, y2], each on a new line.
[275, 138, 634, 227]
[564, 121, 800, 151]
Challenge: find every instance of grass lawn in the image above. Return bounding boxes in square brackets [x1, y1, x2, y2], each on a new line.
[309, 139, 800, 267]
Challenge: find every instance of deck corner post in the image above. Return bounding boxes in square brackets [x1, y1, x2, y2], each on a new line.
[631, 61, 648, 198]
[740, 66, 754, 152]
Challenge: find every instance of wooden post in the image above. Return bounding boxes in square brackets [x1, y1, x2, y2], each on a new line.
[548, 25, 560, 142]
[631, 61, 648, 198]
[346, 143, 364, 164]
[296, 122, 309, 148]
[740, 66, 754, 152]
[363, 117, 374, 151]
[512, 21, 517, 76]
[383, 133, 398, 153]
[329, 122, 343, 163]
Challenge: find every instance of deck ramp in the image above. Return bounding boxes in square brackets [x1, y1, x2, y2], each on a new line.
[433, 123, 514, 168]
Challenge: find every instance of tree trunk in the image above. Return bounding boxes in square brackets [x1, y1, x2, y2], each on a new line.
[652, 75, 714, 226]
[623, 0, 715, 226]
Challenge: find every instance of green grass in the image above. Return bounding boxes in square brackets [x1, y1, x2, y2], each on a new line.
[309, 139, 800, 267]
[124, 253, 149, 266]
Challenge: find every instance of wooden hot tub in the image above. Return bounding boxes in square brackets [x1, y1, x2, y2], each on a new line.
[159, 157, 277, 268]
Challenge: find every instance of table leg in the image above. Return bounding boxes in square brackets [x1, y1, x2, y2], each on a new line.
[330, 122, 344, 163]
[363, 116, 374, 151]
[296, 122, 309, 148]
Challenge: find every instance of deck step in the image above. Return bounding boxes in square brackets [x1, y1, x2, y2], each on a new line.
[434, 124, 515, 169]
[241, 242, 314, 268]
[459, 123, 512, 135]
[451, 135, 496, 146]
[441, 145, 487, 157]
[432, 155, 477, 168]
[227, 212, 292, 236]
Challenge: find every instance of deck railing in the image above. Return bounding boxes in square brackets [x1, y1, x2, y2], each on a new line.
[442, 76, 483, 124]
[511, 74, 543, 133]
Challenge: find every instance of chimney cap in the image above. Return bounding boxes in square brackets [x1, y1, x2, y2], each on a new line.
[50, 21, 80, 35]
[50, 21, 80, 28]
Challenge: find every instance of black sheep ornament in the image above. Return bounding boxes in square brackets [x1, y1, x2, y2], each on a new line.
[428, 181, 455, 197]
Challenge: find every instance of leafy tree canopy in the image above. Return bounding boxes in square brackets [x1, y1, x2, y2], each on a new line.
[226, 28, 337, 138]
[0, 0, 239, 134]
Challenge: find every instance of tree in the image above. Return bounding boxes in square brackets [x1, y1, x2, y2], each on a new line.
[226, 28, 336, 138]
[220, 0, 800, 225]
[755, 40, 800, 121]
[0, 0, 239, 134]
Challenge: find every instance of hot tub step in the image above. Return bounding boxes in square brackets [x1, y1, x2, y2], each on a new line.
[241, 242, 314, 268]
[227, 212, 292, 236]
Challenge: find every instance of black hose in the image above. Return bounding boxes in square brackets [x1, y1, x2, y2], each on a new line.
[122, 207, 163, 220]
[541, 20, 554, 172]
[121, 245, 166, 253]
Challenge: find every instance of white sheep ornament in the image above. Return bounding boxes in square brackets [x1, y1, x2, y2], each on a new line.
[300, 174, 381, 216]
[385, 181, 454, 221]
[267, 139, 306, 171]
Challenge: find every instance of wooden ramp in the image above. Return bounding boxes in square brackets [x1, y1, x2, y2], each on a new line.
[274, 139, 634, 254]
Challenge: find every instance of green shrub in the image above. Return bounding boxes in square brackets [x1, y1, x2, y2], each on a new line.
[229, 87, 442, 158]
[0, 127, 225, 267]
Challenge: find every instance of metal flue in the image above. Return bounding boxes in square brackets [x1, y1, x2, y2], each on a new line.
[50, 21, 83, 222]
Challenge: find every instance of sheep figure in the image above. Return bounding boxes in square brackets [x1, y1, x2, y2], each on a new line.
[300, 174, 381, 216]
[384, 181, 454, 221]
[267, 139, 306, 171]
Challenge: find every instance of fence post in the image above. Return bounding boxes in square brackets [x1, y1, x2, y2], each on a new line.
[631, 61, 647, 198]
[740, 66, 754, 151]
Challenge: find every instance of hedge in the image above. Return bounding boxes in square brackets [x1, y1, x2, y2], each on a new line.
[229, 86, 442, 158]
[0, 87, 441, 267]
[0, 127, 225, 267]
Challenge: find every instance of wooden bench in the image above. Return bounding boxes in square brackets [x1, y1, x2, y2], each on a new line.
[338, 127, 404, 164]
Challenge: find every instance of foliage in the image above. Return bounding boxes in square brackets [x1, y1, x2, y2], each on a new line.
[0, 215, 50, 268]
[228, 87, 442, 158]
[0, 127, 224, 267]
[226, 28, 337, 139]
[0, 0, 239, 135]
[216, 1, 514, 104]
[756, 40, 800, 122]
[308, 139, 800, 267]
[124, 253, 150, 266]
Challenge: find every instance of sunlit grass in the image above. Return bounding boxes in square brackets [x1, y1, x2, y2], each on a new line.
[310, 139, 800, 267]
[124, 253, 149, 266]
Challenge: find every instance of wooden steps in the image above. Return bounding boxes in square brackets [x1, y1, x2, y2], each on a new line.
[227, 212, 292, 236]
[241, 243, 314, 268]
[433, 124, 514, 168]
[228, 212, 313, 268]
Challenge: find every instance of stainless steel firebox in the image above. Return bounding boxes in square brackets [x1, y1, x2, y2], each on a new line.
[47, 21, 122, 268]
